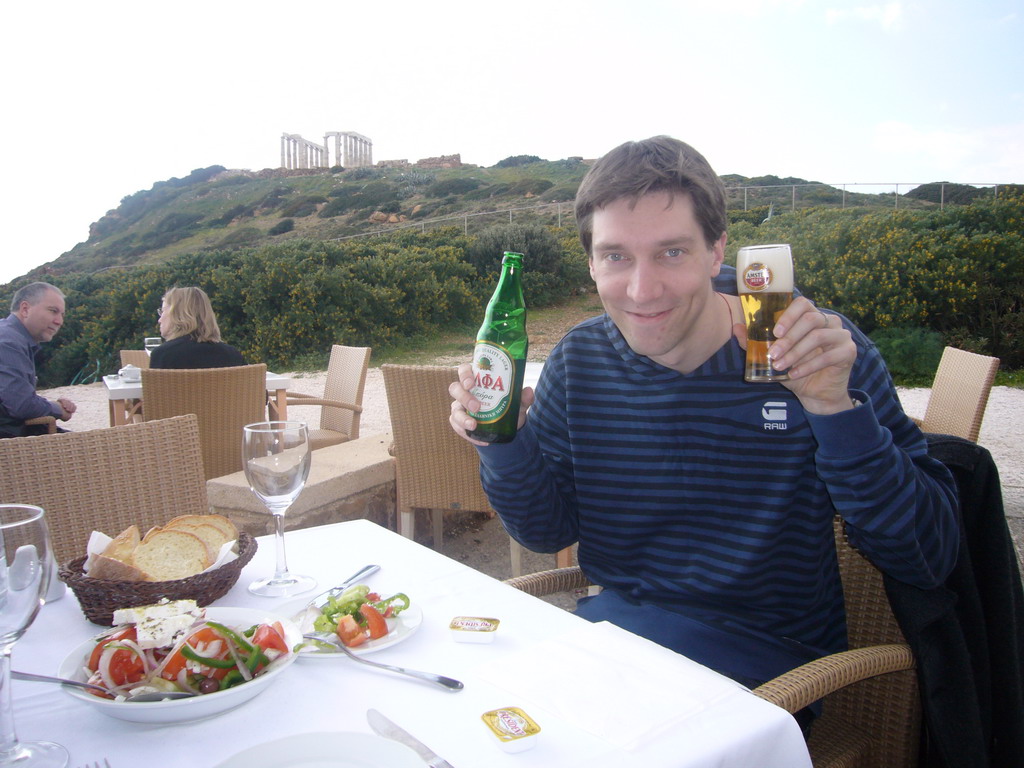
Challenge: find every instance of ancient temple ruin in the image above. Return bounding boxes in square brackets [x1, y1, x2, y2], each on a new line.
[280, 131, 373, 170]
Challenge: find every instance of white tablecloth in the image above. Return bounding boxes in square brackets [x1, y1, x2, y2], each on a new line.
[13, 520, 811, 767]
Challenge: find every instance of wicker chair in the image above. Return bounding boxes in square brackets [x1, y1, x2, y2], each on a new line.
[505, 518, 921, 768]
[0, 414, 209, 565]
[23, 415, 57, 434]
[141, 364, 267, 480]
[284, 345, 370, 451]
[382, 364, 536, 574]
[912, 346, 999, 442]
[119, 349, 151, 369]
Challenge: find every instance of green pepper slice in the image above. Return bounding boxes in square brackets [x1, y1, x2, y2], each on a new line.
[180, 645, 237, 669]
[206, 621, 257, 655]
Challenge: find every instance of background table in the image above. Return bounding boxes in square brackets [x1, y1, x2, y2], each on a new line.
[14, 521, 811, 767]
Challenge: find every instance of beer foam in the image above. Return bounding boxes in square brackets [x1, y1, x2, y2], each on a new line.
[736, 244, 794, 293]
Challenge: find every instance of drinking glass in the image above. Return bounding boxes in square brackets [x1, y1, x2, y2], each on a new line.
[242, 422, 316, 597]
[144, 336, 162, 355]
[0, 504, 68, 767]
[736, 244, 795, 383]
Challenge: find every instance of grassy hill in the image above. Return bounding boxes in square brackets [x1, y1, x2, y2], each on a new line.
[26, 155, 965, 281]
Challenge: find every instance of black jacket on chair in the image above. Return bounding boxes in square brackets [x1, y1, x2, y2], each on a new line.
[884, 434, 1024, 768]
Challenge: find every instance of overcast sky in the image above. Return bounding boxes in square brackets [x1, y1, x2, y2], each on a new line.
[2, 0, 1021, 286]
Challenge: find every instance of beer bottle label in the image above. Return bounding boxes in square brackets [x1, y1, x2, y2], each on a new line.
[470, 342, 516, 424]
[742, 262, 773, 292]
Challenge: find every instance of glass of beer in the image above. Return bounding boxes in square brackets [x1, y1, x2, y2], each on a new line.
[737, 244, 794, 383]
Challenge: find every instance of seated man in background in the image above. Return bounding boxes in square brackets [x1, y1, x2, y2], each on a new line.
[0, 282, 77, 437]
[448, 135, 958, 726]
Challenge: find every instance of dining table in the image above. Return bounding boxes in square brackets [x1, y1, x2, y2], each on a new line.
[102, 371, 292, 427]
[13, 520, 812, 767]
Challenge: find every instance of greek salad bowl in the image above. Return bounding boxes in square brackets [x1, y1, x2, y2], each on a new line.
[57, 607, 301, 724]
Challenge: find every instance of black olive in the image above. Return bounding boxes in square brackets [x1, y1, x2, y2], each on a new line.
[198, 678, 220, 695]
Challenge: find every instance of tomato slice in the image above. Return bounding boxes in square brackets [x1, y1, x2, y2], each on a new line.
[359, 604, 389, 640]
[336, 614, 368, 647]
[160, 627, 232, 682]
[88, 627, 136, 671]
[252, 622, 289, 655]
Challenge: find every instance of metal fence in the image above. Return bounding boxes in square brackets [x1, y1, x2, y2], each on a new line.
[328, 181, 1012, 244]
[728, 181, 1006, 212]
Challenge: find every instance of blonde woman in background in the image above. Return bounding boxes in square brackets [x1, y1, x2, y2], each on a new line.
[150, 286, 245, 369]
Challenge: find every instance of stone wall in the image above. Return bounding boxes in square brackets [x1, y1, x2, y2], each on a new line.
[207, 433, 396, 537]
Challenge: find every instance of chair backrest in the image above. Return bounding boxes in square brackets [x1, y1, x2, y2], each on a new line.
[921, 346, 999, 442]
[321, 345, 371, 438]
[0, 415, 208, 564]
[382, 364, 494, 516]
[141, 364, 267, 480]
[119, 350, 151, 370]
[805, 520, 921, 768]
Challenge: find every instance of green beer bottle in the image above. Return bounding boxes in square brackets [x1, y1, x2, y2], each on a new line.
[469, 251, 528, 443]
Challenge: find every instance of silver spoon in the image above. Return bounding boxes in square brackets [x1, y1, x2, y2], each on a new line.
[12, 671, 196, 701]
[301, 633, 463, 692]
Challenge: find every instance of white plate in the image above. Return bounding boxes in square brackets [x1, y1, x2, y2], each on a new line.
[57, 606, 301, 724]
[214, 732, 422, 768]
[294, 603, 423, 659]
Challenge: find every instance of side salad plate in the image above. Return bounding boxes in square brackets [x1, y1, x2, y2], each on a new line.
[57, 606, 301, 724]
[288, 587, 423, 659]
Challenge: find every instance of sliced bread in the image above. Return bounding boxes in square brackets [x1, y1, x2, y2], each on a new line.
[133, 528, 212, 582]
[166, 514, 238, 542]
[165, 521, 229, 557]
[89, 554, 149, 581]
[102, 524, 140, 562]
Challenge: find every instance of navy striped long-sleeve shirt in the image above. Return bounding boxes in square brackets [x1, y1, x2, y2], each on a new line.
[478, 310, 958, 680]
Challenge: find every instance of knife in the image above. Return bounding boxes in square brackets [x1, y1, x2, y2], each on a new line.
[367, 708, 455, 768]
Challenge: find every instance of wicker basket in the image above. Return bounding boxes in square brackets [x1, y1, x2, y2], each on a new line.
[59, 532, 257, 626]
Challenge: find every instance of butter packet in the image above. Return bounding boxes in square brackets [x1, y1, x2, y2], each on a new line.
[481, 706, 541, 752]
[449, 616, 500, 643]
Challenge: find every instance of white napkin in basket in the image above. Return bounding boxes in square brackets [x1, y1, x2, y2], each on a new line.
[475, 620, 745, 751]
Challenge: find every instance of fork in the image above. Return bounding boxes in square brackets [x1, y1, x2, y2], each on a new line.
[301, 633, 463, 691]
[76, 760, 111, 768]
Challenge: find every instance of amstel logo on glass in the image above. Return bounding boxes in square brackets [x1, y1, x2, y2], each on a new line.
[470, 342, 515, 423]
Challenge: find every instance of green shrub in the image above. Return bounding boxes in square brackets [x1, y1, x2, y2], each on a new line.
[210, 205, 253, 228]
[494, 155, 543, 168]
[320, 182, 399, 218]
[269, 219, 295, 235]
[218, 227, 262, 248]
[153, 212, 202, 234]
[427, 178, 482, 196]
[510, 178, 554, 196]
[540, 183, 579, 202]
[280, 195, 326, 217]
[347, 167, 380, 181]
[466, 224, 563, 278]
[869, 327, 945, 384]
[464, 183, 512, 201]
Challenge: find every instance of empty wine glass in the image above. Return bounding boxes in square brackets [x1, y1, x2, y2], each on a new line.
[144, 336, 162, 355]
[242, 422, 316, 597]
[0, 504, 68, 767]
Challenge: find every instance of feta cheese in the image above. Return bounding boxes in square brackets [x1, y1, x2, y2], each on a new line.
[111, 599, 203, 649]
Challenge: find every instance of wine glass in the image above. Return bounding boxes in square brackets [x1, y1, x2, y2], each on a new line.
[242, 422, 316, 597]
[0, 504, 68, 767]
[144, 336, 162, 355]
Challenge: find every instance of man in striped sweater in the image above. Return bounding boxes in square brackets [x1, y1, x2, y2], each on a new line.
[449, 136, 958, 711]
